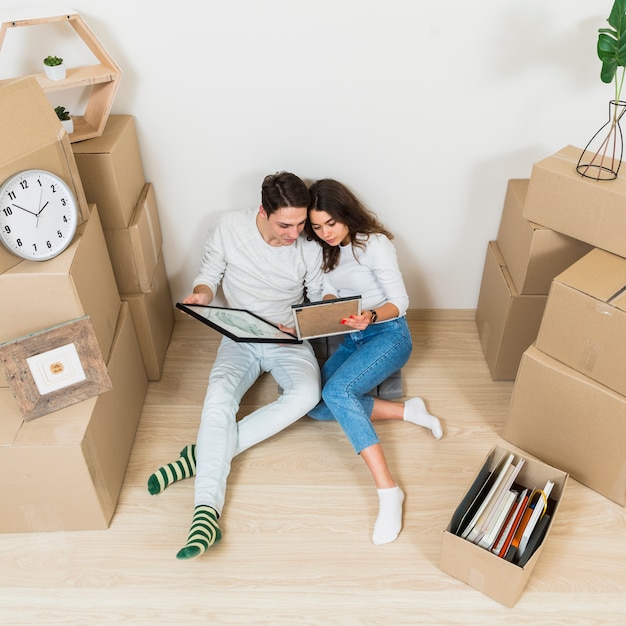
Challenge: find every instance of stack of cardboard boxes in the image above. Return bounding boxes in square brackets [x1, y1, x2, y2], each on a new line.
[443, 145, 626, 607]
[0, 79, 150, 532]
[72, 115, 174, 381]
[503, 145, 626, 508]
[476, 177, 592, 380]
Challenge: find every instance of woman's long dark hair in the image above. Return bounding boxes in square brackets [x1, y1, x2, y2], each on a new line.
[305, 179, 393, 272]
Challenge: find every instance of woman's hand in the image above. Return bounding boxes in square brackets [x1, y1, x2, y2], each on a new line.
[341, 312, 371, 331]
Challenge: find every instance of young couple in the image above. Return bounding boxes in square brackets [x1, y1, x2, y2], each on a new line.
[148, 172, 443, 560]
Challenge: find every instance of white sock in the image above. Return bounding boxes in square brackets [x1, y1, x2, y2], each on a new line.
[372, 486, 404, 545]
[403, 397, 443, 439]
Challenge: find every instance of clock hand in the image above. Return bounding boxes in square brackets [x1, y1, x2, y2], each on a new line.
[11, 203, 38, 217]
[36, 201, 49, 217]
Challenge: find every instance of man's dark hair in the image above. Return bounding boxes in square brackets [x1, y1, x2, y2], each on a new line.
[261, 172, 310, 215]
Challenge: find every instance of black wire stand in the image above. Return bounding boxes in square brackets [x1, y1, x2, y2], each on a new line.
[576, 100, 626, 181]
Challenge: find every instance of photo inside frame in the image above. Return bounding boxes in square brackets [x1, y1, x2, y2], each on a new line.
[175, 303, 301, 343]
[292, 296, 362, 340]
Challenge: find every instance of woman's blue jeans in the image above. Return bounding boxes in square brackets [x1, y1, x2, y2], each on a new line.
[308, 316, 412, 454]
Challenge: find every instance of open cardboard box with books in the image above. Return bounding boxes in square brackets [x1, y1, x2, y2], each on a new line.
[440, 444, 568, 608]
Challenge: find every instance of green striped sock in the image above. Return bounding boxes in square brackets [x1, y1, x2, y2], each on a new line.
[176, 505, 222, 560]
[147, 444, 197, 495]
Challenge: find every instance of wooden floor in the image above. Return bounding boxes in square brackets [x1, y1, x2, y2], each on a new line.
[1, 311, 625, 625]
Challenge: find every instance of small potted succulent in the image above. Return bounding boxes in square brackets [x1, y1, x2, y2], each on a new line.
[43, 55, 66, 81]
[55, 105, 73, 134]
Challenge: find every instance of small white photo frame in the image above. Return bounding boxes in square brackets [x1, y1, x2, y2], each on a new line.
[26, 343, 87, 395]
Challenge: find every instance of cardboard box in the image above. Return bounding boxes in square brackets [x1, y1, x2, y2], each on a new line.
[504, 345, 625, 506]
[0, 206, 121, 373]
[440, 444, 568, 608]
[536, 248, 626, 397]
[122, 252, 174, 380]
[497, 179, 592, 294]
[524, 145, 626, 258]
[0, 302, 148, 532]
[475, 241, 547, 380]
[0, 76, 91, 273]
[0, 240, 21, 274]
[72, 115, 146, 230]
[104, 183, 163, 293]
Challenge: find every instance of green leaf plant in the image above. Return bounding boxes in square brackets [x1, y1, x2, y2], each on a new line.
[577, 1, 626, 179]
[598, 0, 626, 101]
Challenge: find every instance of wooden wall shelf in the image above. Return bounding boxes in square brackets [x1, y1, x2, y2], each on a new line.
[0, 9, 122, 143]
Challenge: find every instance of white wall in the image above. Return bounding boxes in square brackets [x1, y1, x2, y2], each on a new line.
[0, 1, 612, 308]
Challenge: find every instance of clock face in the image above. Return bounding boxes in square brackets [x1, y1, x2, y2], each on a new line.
[0, 169, 79, 261]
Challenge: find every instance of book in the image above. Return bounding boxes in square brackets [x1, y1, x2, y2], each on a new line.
[466, 456, 524, 544]
[451, 467, 492, 536]
[492, 488, 530, 558]
[471, 458, 525, 545]
[517, 480, 554, 559]
[477, 488, 519, 550]
[460, 453, 514, 540]
[509, 481, 553, 559]
[452, 461, 493, 537]
[516, 514, 551, 567]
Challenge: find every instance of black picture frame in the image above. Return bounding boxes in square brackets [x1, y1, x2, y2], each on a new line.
[176, 303, 302, 343]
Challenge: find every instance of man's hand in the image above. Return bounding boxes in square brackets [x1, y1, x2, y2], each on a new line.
[183, 291, 212, 305]
[277, 323, 297, 336]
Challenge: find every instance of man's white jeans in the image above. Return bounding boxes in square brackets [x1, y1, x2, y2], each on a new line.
[194, 336, 321, 514]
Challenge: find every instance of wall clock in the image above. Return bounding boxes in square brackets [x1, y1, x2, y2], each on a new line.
[0, 169, 78, 261]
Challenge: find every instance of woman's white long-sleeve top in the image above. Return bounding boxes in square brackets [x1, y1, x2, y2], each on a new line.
[323, 233, 409, 316]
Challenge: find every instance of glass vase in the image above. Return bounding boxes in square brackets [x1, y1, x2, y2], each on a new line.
[576, 100, 626, 181]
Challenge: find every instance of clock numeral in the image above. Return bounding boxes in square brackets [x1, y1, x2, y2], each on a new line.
[19, 180, 29, 190]
[16, 238, 22, 247]
[2, 206, 12, 216]
[32, 243, 37, 252]
[61, 198, 67, 206]
[57, 230, 63, 238]
[4, 225, 10, 234]
[7, 191, 16, 201]
[46, 241, 52, 249]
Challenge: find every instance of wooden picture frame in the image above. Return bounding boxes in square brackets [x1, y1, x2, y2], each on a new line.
[292, 295, 362, 340]
[0, 316, 112, 421]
